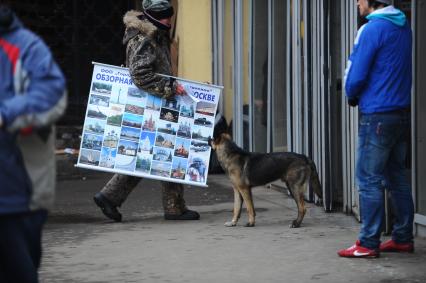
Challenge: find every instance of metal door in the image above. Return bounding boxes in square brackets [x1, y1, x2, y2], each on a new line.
[340, 1, 360, 220]
[413, 0, 426, 234]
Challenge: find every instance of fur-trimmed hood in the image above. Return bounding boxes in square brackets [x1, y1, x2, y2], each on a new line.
[121, 9, 173, 97]
[123, 10, 157, 42]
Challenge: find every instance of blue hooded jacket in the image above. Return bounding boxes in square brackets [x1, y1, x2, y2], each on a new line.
[0, 9, 67, 215]
[344, 6, 412, 114]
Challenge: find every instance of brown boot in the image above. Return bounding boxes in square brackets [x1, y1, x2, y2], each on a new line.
[161, 181, 200, 220]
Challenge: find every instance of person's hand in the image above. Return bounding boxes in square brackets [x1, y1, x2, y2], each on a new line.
[347, 97, 359, 107]
[175, 83, 187, 96]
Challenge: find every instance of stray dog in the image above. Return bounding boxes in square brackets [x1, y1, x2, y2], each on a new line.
[210, 133, 322, 228]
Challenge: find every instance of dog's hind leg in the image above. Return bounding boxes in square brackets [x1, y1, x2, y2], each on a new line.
[225, 186, 243, 227]
[239, 187, 256, 227]
[288, 183, 307, 228]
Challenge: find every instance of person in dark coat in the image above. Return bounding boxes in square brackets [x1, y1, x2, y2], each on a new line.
[94, 0, 199, 222]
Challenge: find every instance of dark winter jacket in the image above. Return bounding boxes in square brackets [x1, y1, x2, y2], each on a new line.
[0, 11, 67, 214]
[123, 10, 177, 98]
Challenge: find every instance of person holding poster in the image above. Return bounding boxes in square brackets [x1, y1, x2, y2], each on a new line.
[93, 0, 200, 222]
[0, 3, 67, 282]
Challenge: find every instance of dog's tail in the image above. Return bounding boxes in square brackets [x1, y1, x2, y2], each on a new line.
[308, 159, 322, 199]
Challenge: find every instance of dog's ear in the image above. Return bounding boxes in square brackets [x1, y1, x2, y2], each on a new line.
[213, 114, 229, 139]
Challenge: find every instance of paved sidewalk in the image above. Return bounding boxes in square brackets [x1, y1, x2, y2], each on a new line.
[40, 170, 426, 283]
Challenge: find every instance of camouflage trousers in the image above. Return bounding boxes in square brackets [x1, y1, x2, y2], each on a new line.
[100, 174, 187, 215]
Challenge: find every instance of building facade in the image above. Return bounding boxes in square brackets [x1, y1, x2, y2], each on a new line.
[212, 0, 426, 236]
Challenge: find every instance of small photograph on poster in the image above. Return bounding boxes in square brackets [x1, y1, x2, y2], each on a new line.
[150, 161, 171, 178]
[180, 103, 195, 118]
[99, 147, 117, 169]
[135, 153, 152, 173]
[139, 131, 155, 154]
[191, 125, 211, 142]
[89, 94, 110, 107]
[177, 92, 198, 106]
[194, 114, 214, 128]
[91, 82, 112, 96]
[106, 105, 124, 127]
[174, 138, 190, 158]
[114, 154, 137, 172]
[125, 101, 144, 115]
[146, 95, 162, 111]
[171, 157, 188, 180]
[142, 109, 159, 132]
[82, 133, 103, 151]
[153, 147, 173, 162]
[120, 126, 141, 142]
[196, 101, 216, 117]
[157, 120, 178, 135]
[117, 139, 138, 156]
[122, 113, 143, 128]
[84, 118, 106, 135]
[160, 108, 179, 123]
[87, 105, 108, 120]
[79, 149, 101, 166]
[103, 125, 121, 148]
[190, 140, 210, 154]
[127, 87, 147, 104]
[155, 133, 176, 149]
[177, 117, 193, 139]
[162, 97, 180, 111]
[110, 86, 127, 105]
[186, 155, 208, 183]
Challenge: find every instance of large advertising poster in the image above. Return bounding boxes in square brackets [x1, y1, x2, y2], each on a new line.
[76, 62, 222, 187]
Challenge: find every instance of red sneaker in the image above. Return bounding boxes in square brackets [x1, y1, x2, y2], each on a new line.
[379, 240, 414, 253]
[338, 240, 379, 258]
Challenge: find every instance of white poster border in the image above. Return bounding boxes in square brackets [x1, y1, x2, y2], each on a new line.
[75, 62, 222, 188]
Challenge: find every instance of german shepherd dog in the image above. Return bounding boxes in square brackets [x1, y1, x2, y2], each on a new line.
[210, 133, 322, 228]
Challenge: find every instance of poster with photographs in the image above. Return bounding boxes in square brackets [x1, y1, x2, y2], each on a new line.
[76, 62, 222, 187]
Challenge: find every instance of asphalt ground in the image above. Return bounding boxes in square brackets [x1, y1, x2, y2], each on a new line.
[39, 158, 426, 283]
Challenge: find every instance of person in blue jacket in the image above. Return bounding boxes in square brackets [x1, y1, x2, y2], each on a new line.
[338, 0, 414, 258]
[0, 3, 67, 282]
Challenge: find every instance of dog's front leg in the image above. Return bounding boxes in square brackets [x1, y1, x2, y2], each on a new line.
[240, 187, 256, 227]
[224, 186, 243, 227]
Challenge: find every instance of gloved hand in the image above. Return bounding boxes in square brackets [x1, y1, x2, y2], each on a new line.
[175, 82, 187, 96]
[347, 97, 359, 107]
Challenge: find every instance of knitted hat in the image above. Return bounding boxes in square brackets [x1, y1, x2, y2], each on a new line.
[0, 4, 13, 28]
[142, 0, 174, 20]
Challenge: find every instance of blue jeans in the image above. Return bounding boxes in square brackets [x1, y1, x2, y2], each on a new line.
[356, 111, 414, 250]
[0, 210, 48, 283]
